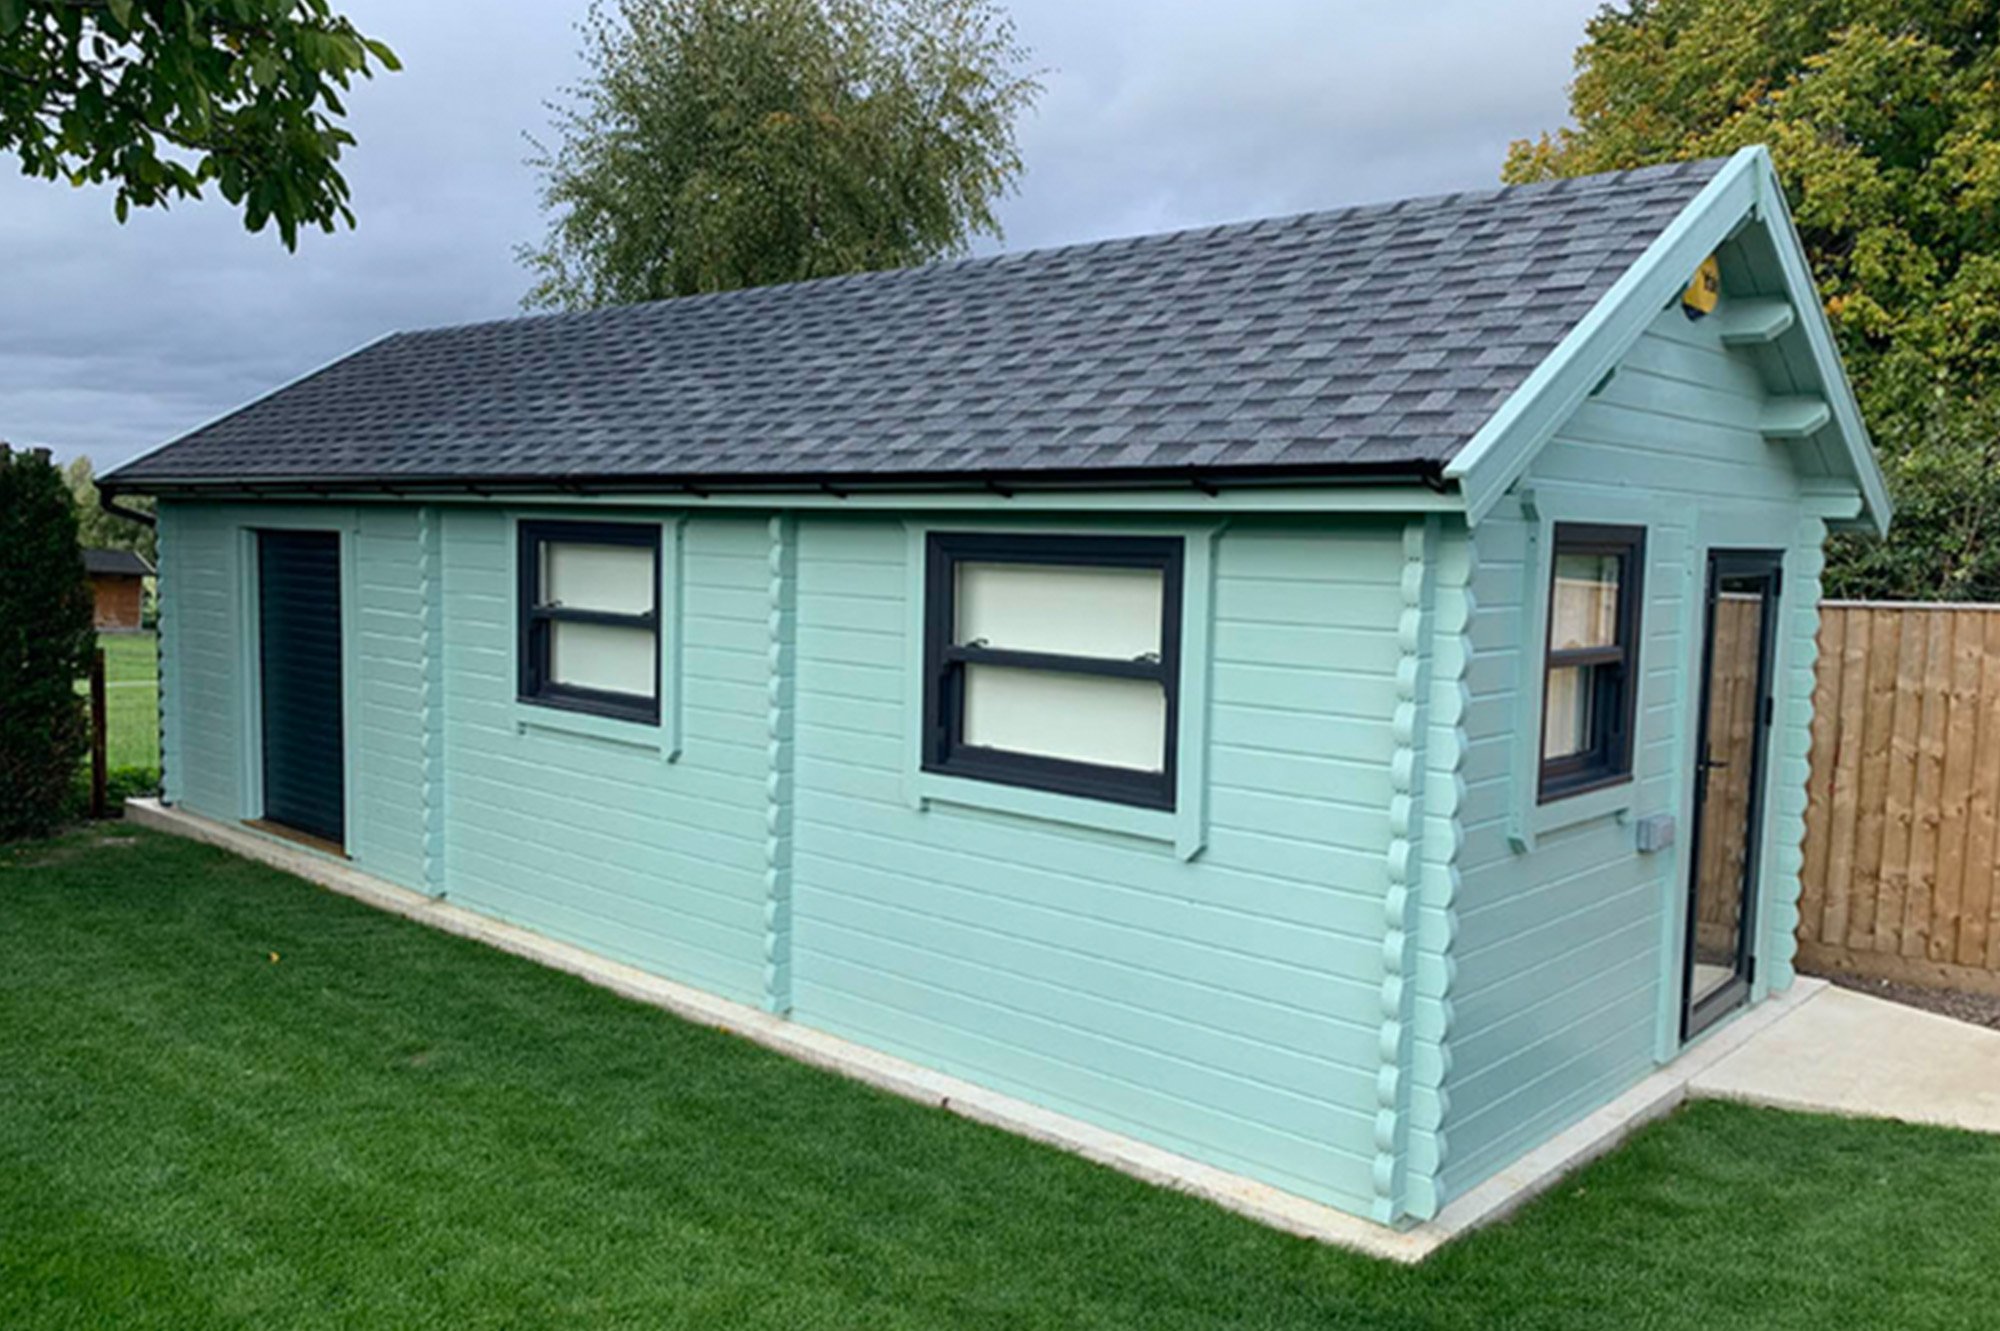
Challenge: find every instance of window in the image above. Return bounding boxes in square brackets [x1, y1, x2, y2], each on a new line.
[923, 533, 1183, 809]
[1539, 523, 1644, 801]
[518, 520, 661, 724]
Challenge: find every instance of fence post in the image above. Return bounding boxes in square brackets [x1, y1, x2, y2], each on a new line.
[89, 647, 107, 820]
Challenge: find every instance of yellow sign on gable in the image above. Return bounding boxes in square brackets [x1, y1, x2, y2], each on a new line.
[1682, 254, 1721, 319]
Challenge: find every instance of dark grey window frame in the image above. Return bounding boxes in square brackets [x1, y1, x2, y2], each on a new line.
[922, 532, 1183, 811]
[1538, 522, 1646, 803]
[517, 519, 662, 725]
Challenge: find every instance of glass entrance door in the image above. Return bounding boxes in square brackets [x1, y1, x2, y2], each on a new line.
[1682, 550, 1783, 1040]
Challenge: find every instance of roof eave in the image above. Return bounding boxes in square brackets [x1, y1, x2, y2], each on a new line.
[104, 459, 1466, 514]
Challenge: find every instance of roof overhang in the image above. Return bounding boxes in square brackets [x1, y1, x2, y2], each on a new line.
[1443, 145, 1892, 535]
[103, 461, 1465, 515]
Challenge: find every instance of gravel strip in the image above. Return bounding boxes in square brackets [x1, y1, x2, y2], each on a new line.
[1822, 973, 2000, 1032]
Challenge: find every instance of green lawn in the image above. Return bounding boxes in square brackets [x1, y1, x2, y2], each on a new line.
[5, 829, 1999, 1330]
[77, 631, 159, 772]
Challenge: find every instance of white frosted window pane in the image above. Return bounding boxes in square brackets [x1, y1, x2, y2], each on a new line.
[957, 562, 1162, 659]
[1543, 664, 1593, 759]
[550, 621, 656, 697]
[542, 542, 654, 615]
[963, 665, 1165, 772]
[1549, 553, 1621, 650]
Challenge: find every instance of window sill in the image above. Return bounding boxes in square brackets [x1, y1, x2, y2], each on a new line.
[911, 770, 1201, 860]
[512, 700, 678, 759]
[1512, 779, 1633, 850]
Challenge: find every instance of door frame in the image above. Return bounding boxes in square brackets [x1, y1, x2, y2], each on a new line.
[1680, 547, 1785, 1042]
[234, 511, 361, 858]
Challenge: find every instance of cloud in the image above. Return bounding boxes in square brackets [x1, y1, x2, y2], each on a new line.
[996, 0, 1595, 246]
[0, 0, 1595, 468]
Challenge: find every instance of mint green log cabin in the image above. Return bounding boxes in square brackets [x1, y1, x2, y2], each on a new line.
[106, 147, 1889, 1230]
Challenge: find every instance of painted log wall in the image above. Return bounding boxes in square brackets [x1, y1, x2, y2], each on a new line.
[156, 502, 234, 818]
[156, 502, 1406, 1218]
[784, 515, 1404, 1217]
[438, 508, 774, 1007]
[1440, 296, 1824, 1203]
[154, 502, 432, 879]
[1447, 503, 1692, 1198]
[350, 506, 429, 891]
[152, 414, 1840, 1225]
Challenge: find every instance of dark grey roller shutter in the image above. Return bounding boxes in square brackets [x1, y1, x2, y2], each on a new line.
[258, 530, 344, 845]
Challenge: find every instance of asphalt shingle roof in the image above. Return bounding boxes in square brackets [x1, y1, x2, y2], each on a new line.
[82, 548, 153, 576]
[108, 158, 1724, 491]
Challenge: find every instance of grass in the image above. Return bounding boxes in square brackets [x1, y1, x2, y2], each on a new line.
[94, 631, 160, 771]
[4, 828, 1999, 1330]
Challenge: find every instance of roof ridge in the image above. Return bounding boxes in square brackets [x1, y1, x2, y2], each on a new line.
[389, 156, 1732, 346]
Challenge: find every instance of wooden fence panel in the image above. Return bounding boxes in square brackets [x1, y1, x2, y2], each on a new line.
[1962, 613, 2000, 968]
[1799, 602, 2000, 995]
[1853, 609, 1900, 950]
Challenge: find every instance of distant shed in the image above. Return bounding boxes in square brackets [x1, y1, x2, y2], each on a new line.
[82, 547, 152, 631]
[103, 146, 1889, 1235]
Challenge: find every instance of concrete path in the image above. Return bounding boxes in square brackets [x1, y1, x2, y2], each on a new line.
[1692, 984, 2000, 1134]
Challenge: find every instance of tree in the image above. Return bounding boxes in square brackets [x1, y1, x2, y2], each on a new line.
[64, 455, 155, 564]
[0, 1, 400, 247]
[1504, 2, 2000, 600]
[520, 0, 1039, 310]
[0, 444, 96, 840]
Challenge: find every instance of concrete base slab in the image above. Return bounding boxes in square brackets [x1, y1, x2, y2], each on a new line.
[123, 798, 1869, 1262]
[1692, 983, 2000, 1133]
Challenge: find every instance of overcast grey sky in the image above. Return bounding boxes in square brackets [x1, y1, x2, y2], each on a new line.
[0, 1, 1599, 469]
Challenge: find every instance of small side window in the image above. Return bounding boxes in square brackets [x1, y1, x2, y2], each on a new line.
[923, 533, 1182, 810]
[518, 520, 661, 724]
[1539, 523, 1644, 802]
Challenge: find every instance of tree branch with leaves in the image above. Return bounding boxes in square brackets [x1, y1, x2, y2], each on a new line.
[0, 0, 399, 247]
[1506, 1, 2000, 600]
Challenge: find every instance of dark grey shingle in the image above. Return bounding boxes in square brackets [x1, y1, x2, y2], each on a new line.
[108, 159, 1724, 488]
[83, 548, 153, 576]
